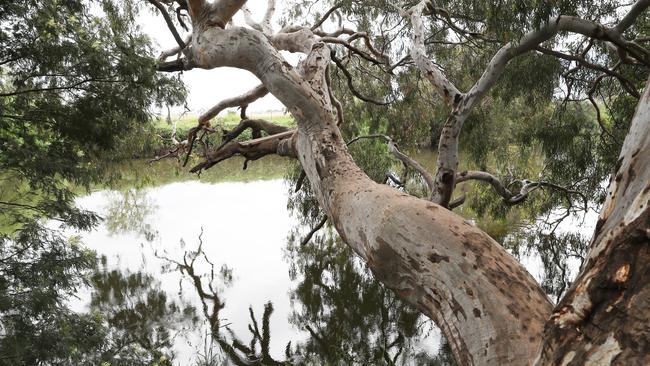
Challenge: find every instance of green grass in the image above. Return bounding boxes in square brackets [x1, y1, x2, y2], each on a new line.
[153, 112, 295, 132]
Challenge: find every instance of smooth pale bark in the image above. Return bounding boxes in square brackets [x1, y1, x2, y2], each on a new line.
[535, 77, 650, 366]
[198, 84, 268, 123]
[409, 0, 650, 207]
[189, 23, 553, 365]
[181, 2, 649, 364]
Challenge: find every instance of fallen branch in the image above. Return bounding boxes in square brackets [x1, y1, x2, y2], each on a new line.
[190, 130, 296, 173]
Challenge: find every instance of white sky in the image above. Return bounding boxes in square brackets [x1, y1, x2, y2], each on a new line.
[139, 2, 290, 116]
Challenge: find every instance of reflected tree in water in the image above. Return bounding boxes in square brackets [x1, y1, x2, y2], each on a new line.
[285, 231, 453, 365]
[87, 256, 198, 365]
[103, 188, 159, 242]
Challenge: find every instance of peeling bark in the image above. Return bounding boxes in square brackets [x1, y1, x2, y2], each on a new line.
[535, 77, 650, 366]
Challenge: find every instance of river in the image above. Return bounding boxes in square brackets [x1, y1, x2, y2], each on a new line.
[67, 151, 595, 365]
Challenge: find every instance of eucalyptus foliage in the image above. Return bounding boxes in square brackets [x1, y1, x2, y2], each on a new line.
[0, 1, 186, 364]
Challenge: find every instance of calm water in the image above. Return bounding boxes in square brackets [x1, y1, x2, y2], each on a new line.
[73, 179, 306, 362]
[69, 156, 445, 364]
[68, 152, 595, 364]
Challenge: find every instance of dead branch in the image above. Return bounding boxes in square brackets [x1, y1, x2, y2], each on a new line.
[222, 118, 290, 143]
[199, 84, 268, 124]
[180, 85, 269, 166]
[455, 170, 588, 210]
[155, 229, 224, 335]
[190, 130, 296, 173]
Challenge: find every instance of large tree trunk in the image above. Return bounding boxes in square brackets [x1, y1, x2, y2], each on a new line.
[535, 78, 650, 365]
[190, 25, 553, 365]
[179, 3, 649, 364]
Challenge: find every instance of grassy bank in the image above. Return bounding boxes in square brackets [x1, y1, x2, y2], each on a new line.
[153, 112, 295, 132]
[111, 112, 295, 161]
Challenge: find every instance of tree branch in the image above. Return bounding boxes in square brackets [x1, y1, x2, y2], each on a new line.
[158, 35, 191, 61]
[455, 170, 588, 209]
[616, 0, 650, 34]
[535, 46, 640, 98]
[221, 118, 290, 144]
[348, 134, 435, 199]
[330, 52, 389, 105]
[146, 0, 187, 50]
[199, 84, 268, 124]
[261, 0, 276, 35]
[300, 216, 328, 246]
[311, 3, 343, 31]
[408, 1, 462, 106]
[190, 129, 295, 173]
[156, 58, 193, 72]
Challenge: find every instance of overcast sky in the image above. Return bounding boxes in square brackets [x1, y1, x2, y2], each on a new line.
[140, 2, 291, 116]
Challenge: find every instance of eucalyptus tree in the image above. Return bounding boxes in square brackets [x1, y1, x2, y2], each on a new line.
[151, 0, 649, 364]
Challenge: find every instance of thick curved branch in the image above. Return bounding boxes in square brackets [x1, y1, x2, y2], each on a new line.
[462, 13, 650, 113]
[198, 84, 268, 124]
[408, 1, 462, 106]
[186, 26, 552, 365]
[616, 0, 650, 34]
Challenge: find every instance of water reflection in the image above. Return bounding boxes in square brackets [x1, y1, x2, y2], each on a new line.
[76, 180, 302, 364]
[75, 153, 592, 365]
[88, 257, 198, 365]
[77, 178, 454, 365]
[285, 233, 444, 365]
[102, 188, 158, 241]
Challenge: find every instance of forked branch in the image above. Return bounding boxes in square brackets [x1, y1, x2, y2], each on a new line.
[190, 129, 296, 173]
[147, 0, 187, 49]
[455, 170, 588, 209]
